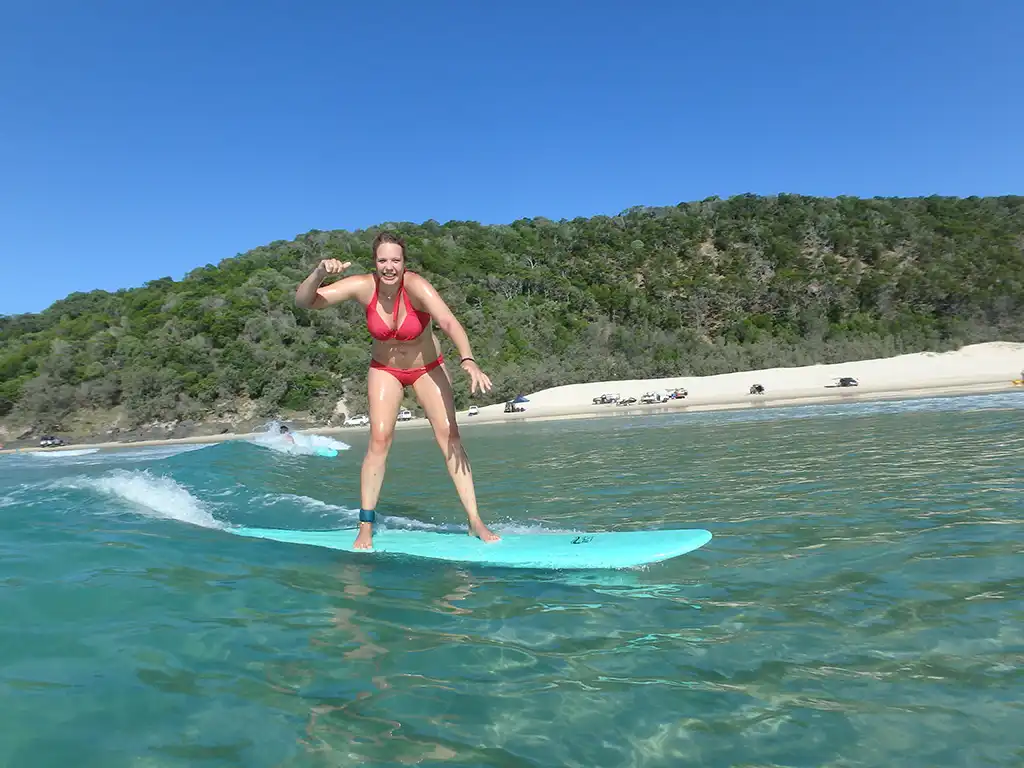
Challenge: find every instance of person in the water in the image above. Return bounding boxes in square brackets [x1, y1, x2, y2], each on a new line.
[294, 232, 500, 550]
[278, 425, 295, 444]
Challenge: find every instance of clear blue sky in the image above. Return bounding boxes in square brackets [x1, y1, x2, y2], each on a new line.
[2, 0, 1021, 315]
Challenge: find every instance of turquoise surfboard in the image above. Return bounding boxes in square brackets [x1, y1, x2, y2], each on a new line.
[227, 525, 712, 569]
[315, 447, 339, 457]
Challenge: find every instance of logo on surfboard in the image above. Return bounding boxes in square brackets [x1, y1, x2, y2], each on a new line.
[571, 536, 594, 544]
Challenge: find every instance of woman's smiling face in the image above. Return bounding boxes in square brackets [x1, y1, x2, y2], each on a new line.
[374, 241, 405, 287]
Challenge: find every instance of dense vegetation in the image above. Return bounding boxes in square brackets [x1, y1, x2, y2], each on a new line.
[2, 194, 1023, 434]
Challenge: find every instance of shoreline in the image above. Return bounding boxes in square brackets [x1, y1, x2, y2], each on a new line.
[456, 377, 1023, 426]
[4, 375, 1021, 456]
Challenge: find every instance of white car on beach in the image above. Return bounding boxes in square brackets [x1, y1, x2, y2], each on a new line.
[397, 409, 413, 421]
[343, 414, 369, 427]
[639, 391, 666, 404]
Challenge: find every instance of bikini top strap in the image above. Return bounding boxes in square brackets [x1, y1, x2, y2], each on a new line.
[399, 275, 412, 311]
[369, 274, 380, 308]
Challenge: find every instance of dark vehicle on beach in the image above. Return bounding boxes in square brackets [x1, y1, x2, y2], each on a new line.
[826, 377, 859, 388]
[749, 384, 765, 395]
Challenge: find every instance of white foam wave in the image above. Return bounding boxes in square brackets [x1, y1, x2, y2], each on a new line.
[27, 448, 100, 458]
[11, 443, 212, 470]
[490, 522, 584, 535]
[255, 492, 356, 517]
[0, 487, 28, 508]
[254, 492, 472, 532]
[61, 469, 224, 529]
[248, 421, 350, 457]
[249, 433, 351, 457]
[251, 493, 574, 534]
[102, 444, 214, 462]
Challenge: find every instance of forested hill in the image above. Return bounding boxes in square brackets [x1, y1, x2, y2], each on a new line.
[2, 193, 1024, 435]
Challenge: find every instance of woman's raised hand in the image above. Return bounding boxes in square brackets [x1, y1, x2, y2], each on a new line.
[316, 259, 350, 276]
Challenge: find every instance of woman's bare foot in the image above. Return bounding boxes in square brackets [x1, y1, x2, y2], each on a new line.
[469, 519, 500, 542]
[353, 524, 374, 550]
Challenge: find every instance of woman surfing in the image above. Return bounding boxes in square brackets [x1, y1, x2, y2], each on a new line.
[294, 232, 500, 550]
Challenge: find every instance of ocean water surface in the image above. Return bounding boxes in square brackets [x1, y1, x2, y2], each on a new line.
[1, 394, 1022, 766]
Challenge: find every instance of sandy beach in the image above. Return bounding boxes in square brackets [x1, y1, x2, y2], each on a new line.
[458, 340, 1024, 425]
[4, 341, 1024, 454]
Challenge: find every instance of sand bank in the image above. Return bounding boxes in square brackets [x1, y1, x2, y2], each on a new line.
[451, 340, 1024, 426]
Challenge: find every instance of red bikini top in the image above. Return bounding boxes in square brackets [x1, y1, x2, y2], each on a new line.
[365, 273, 432, 342]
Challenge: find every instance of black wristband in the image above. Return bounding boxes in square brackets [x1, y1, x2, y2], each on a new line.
[459, 357, 476, 365]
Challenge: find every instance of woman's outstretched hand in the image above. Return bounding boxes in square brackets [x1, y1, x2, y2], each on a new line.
[460, 359, 492, 394]
[296, 259, 352, 309]
[316, 259, 350, 277]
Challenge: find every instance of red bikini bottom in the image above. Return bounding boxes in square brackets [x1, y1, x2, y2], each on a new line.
[370, 355, 444, 387]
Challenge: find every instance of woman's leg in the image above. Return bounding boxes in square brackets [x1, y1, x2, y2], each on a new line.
[354, 366, 404, 549]
[411, 363, 499, 542]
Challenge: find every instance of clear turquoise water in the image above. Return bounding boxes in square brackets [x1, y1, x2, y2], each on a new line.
[2, 394, 1022, 767]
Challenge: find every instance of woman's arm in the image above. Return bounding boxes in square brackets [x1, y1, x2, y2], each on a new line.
[295, 259, 364, 310]
[406, 273, 492, 394]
